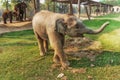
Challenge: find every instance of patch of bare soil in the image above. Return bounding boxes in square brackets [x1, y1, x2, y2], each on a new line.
[0, 21, 32, 34]
[64, 37, 103, 61]
[0, 48, 3, 53]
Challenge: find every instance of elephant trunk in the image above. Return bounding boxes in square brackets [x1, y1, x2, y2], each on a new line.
[86, 21, 109, 34]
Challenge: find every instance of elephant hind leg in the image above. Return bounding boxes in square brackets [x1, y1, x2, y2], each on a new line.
[34, 31, 46, 56]
[44, 40, 48, 53]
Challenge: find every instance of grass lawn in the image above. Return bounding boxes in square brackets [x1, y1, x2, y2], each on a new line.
[95, 13, 120, 18]
[0, 15, 120, 80]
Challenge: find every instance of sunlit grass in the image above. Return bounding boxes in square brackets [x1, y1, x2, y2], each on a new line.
[83, 19, 120, 52]
[95, 13, 120, 18]
[99, 30, 120, 51]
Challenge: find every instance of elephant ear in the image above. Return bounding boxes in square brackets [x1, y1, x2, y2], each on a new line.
[55, 18, 67, 35]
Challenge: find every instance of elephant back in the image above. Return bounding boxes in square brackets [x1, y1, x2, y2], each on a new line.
[2, 10, 10, 18]
[14, 2, 27, 12]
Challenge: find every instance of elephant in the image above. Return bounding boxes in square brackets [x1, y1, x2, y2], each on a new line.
[14, 1, 27, 21]
[32, 10, 109, 69]
[2, 10, 13, 24]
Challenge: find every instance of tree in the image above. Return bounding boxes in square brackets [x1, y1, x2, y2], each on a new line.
[101, 0, 120, 6]
[33, 0, 40, 13]
[0, 0, 11, 10]
[0, 0, 32, 10]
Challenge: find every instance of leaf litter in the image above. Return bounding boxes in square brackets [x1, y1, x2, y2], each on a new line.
[64, 37, 103, 61]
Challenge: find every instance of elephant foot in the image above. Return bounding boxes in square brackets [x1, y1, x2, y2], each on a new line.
[61, 61, 70, 70]
[45, 49, 48, 53]
[53, 55, 60, 64]
[53, 58, 60, 64]
[4, 22, 7, 24]
[40, 52, 45, 56]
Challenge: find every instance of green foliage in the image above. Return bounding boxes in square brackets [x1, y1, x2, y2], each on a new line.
[0, 0, 31, 10]
[0, 0, 10, 10]
[101, 0, 120, 6]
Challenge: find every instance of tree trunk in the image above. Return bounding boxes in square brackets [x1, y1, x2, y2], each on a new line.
[33, 0, 40, 13]
[36, 0, 40, 11]
[78, 0, 81, 18]
[85, 5, 90, 20]
[69, 0, 73, 15]
[5, 0, 8, 10]
[53, 1, 56, 12]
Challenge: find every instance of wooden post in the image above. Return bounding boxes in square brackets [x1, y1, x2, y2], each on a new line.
[36, 0, 40, 11]
[100, 3, 102, 15]
[85, 5, 90, 20]
[6, 0, 9, 10]
[62, 3, 65, 13]
[108, 5, 110, 13]
[47, 1, 50, 10]
[103, 5, 105, 15]
[69, 0, 73, 15]
[53, 1, 56, 12]
[33, 0, 36, 13]
[88, 0, 91, 17]
[62, 3, 63, 13]
[84, 0, 91, 20]
[96, 5, 99, 16]
[33, 0, 40, 13]
[78, 0, 81, 18]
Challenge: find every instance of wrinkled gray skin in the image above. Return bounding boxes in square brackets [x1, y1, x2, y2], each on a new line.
[32, 10, 109, 69]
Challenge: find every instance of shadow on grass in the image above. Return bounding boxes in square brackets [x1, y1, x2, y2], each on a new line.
[0, 30, 34, 38]
[69, 51, 120, 68]
[0, 30, 36, 42]
[0, 42, 36, 46]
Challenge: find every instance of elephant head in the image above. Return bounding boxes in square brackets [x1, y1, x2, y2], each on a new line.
[55, 15, 109, 37]
[14, 1, 27, 21]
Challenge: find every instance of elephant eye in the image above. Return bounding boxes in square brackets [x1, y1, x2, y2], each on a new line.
[76, 26, 79, 29]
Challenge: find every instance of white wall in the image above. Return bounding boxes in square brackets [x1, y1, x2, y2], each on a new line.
[113, 6, 120, 13]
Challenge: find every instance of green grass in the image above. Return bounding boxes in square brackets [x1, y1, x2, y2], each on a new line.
[0, 31, 120, 80]
[0, 13, 120, 80]
[95, 13, 120, 18]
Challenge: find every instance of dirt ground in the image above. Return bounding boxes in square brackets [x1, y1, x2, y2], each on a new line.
[64, 37, 102, 61]
[0, 21, 32, 34]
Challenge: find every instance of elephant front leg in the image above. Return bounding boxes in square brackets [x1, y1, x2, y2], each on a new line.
[53, 54, 60, 64]
[48, 32, 70, 69]
[54, 49, 70, 69]
[3, 17, 7, 24]
[10, 16, 12, 23]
